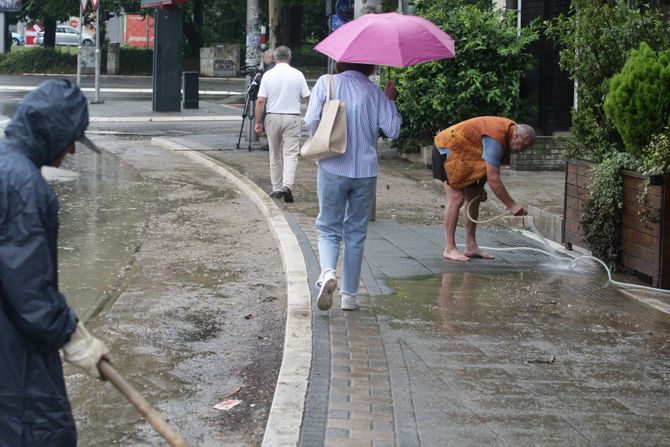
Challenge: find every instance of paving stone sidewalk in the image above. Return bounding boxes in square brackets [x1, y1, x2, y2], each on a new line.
[161, 130, 670, 446]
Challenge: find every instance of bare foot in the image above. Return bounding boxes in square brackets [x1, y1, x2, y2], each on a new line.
[443, 248, 470, 262]
[464, 249, 495, 260]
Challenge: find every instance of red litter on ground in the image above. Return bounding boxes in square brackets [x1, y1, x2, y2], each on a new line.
[213, 399, 241, 410]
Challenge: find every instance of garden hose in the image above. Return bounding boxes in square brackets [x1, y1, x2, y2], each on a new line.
[462, 198, 670, 296]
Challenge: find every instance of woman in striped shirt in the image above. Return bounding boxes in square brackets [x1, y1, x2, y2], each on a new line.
[304, 62, 402, 311]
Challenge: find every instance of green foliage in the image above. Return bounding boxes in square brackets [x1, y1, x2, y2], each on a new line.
[604, 43, 670, 157]
[201, 0, 247, 45]
[0, 46, 153, 75]
[387, 3, 538, 151]
[290, 46, 328, 71]
[119, 47, 153, 75]
[22, 0, 78, 24]
[547, 1, 670, 269]
[0, 47, 76, 74]
[545, 0, 670, 162]
[581, 152, 640, 269]
[641, 127, 670, 175]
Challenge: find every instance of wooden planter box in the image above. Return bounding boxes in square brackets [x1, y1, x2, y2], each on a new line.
[564, 159, 670, 289]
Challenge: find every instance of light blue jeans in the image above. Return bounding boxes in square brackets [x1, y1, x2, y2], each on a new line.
[316, 165, 377, 296]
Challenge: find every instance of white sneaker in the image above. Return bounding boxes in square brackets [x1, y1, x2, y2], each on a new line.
[316, 270, 337, 311]
[340, 294, 360, 311]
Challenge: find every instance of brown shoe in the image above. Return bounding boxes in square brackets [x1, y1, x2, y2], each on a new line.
[282, 186, 294, 203]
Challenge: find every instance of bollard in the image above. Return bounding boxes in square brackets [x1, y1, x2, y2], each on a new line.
[182, 71, 199, 109]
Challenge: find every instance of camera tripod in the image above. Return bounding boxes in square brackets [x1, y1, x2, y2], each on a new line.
[236, 71, 263, 151]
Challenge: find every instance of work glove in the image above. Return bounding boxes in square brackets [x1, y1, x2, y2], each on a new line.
[62, 322, 110, 380]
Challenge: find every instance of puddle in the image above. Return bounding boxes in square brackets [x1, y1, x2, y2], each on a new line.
[373, 271, 670, 445]
[51, 149, 148, 320]
[375, 271, 670, 334]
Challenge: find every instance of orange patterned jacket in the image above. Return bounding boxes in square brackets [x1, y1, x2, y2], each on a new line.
[434, 116, 516, 189]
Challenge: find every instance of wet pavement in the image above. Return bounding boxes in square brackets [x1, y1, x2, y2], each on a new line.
[377, 272, 670, 446]
[50, 137, 287, 446]
[2, 76, 670, 445]
[157, 131, 670, 446]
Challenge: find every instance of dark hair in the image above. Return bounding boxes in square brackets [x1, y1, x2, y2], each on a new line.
[335, 62, 375, 76]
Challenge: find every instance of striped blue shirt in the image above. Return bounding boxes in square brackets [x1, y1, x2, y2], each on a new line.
[304, 71, 402, 178]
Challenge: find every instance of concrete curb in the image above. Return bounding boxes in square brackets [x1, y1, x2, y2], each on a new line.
[0, 85, 244, 96]
[90, 116, 242, 123]
[151, 137, 311, 446]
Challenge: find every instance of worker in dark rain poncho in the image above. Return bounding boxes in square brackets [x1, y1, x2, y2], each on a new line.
[0, 80, 110, 446]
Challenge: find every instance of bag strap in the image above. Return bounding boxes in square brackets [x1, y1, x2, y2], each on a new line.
[326, 74, 335, 102]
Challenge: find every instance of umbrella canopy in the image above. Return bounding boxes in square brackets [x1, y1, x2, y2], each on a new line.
[314, 12, 455, 68]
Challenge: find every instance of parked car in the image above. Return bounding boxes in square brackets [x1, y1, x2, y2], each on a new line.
[11, 32, 25, 46]
[35, 25, 95, 46]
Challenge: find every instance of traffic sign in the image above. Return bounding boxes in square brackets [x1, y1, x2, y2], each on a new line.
[80, 0, 88, 10]
[91, 0, 99, 10]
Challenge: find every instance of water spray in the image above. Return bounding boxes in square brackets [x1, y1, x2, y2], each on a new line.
[464, 198, 670, 296]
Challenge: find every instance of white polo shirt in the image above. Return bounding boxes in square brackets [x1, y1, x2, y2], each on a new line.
[257, 62, 310, 114]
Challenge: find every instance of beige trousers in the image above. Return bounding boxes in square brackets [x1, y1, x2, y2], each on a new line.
[265, 114, 302, 192]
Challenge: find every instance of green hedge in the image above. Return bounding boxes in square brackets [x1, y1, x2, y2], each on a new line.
[0, 47, 77, 74]
[0, 46, 154, 75]
[118, 47, 153, 75]
[0, 45, 324, 77]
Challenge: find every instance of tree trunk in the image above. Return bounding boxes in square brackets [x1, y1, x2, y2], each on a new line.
[183, 0, 203, 58]
[269, 0, 282, 48]
[280, 5, 301, 48]
[43, 18, 56, 48]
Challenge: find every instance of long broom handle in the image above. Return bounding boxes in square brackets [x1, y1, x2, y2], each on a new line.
[98, 360, 189, 447]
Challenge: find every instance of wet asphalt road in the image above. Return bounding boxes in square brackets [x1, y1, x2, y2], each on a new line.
[50, 135, 286, 445]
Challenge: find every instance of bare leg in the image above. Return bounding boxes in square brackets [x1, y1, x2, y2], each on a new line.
[462, 185, 494, 259]
[442, 183, 469, 262]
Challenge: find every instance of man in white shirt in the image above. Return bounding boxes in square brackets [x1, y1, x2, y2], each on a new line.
[254, 46, 311, 202]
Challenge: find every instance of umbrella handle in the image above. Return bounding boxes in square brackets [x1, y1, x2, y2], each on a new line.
[98, 360, 189, 447]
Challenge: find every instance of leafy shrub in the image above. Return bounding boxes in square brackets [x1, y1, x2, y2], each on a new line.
[388, 3, 538, 151]
[545, 0, 670, 162]
[604, 43, 670, 158]
[547, 1, 670, 269]
[581, 152, 639, 269]
[641, 127, 670, 175]
[119, 47, 153, 75]
[290, 46, 328, 72]
[0, 47, 76, 74]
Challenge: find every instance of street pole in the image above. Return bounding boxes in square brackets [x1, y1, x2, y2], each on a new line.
[78, 0, 89, 86]
[91, 9, 103, 103]
[246, 0, 260, 142]
[77, 6, 82, 85]
[0, 13, 8, 55]
[245, 0, 260, 69]
[325, 0, 333, 74]
[354, 0, 381, 221]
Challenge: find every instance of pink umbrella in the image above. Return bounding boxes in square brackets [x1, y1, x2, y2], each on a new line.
[314, 12, 455, 67]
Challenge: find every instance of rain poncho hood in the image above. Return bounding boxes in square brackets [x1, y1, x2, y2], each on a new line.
[5, 79, 89, 167]
[0, 80, 89, 446]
